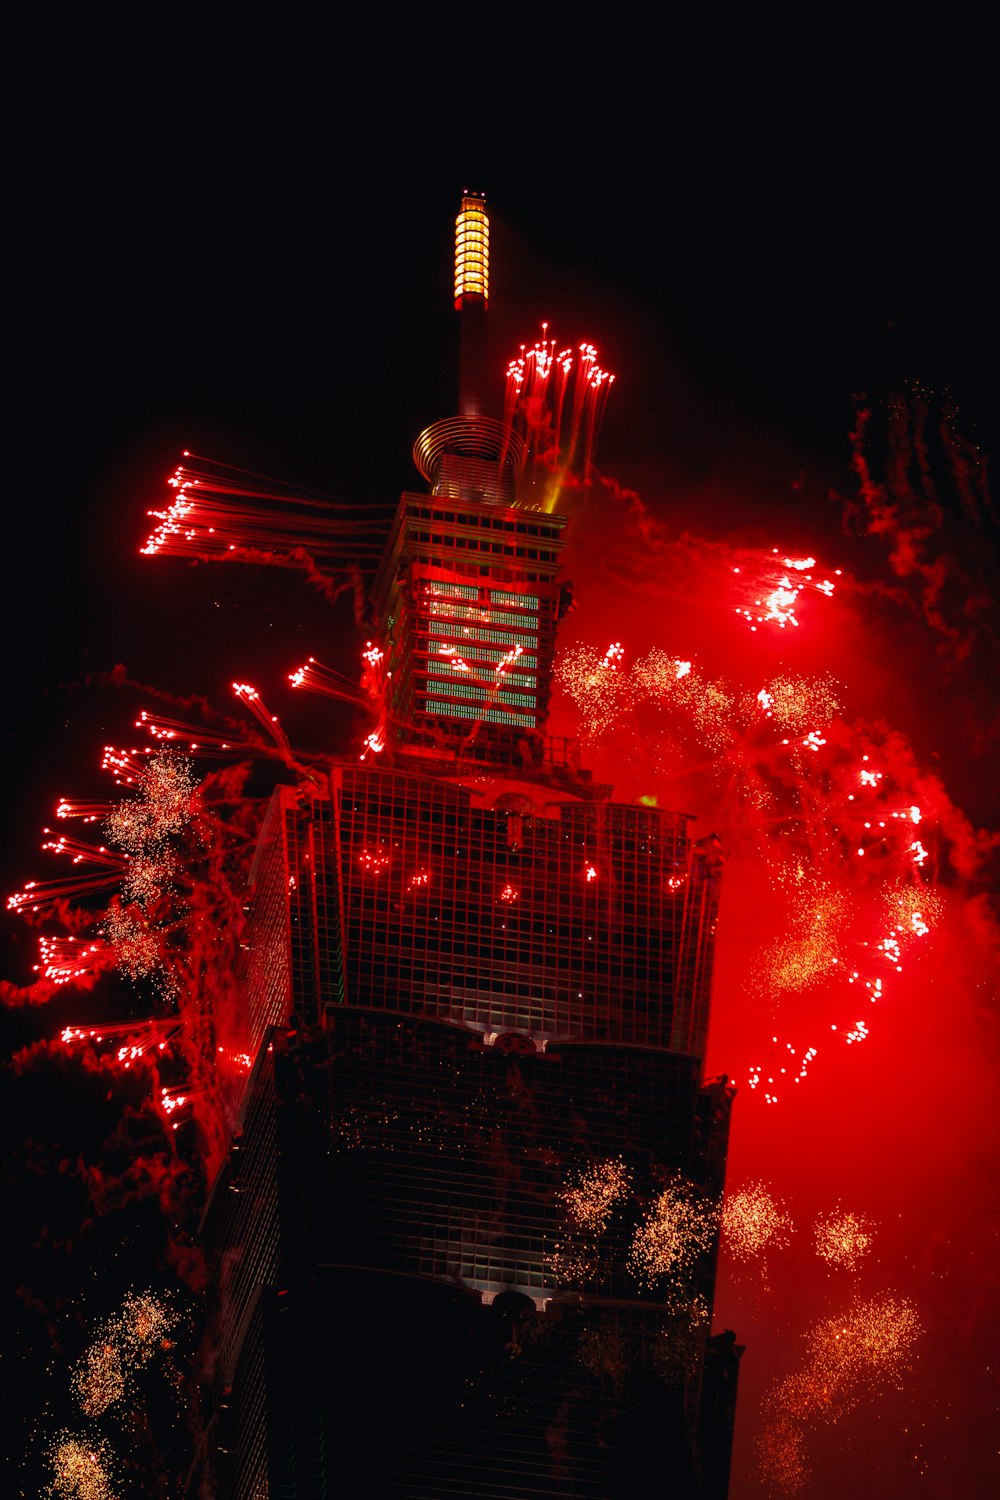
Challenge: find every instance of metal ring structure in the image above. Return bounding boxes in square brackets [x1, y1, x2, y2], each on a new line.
[412, 417, 527, 487]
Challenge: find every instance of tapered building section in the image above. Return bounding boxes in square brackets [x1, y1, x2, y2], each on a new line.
[370, 416, 562, 762]
[194, 194, 741, 1499]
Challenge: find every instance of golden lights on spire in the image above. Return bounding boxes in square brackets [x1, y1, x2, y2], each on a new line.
[455, 191, 489, 308]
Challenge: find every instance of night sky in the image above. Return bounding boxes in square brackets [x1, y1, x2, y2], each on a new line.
[4, 14, 997, 1499]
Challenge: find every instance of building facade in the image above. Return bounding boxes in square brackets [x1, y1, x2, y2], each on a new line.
[193, 195, 741, 1499]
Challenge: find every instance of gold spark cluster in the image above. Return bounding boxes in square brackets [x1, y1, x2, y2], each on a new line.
[46, 1434, 119, 1500]
[104, 751, 195, 853]
[814, 1208, 875, 1269]
[120, 852, 176, 908]
[721, 1182, 794, 1261]
[758, 1295, 921, 1492]
[548, 1240, 601, 1286]
[756, 1416, 809, 1494]
[796, 1294, 919, 1403]
[71, 1341, 125, 1419]
[884, 878, 943, 933]
[101, 907, 162, 983]
[749, 674, 842, 734]
[627, 1174, 718, 1291]
[71, 1291, 179, 1419]
[558, 1157, 631, 1232]
[556, 643, 629, 737]
[94, 751, 200, 992]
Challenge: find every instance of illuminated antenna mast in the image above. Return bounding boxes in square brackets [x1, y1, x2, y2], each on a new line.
[455, 190, 490, 419]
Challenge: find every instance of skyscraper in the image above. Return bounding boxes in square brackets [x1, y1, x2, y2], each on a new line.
[193, 192, 741, 1500]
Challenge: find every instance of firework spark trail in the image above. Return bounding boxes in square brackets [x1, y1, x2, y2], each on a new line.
[132, 695, 330, 784]
[88, 751, 198, 980]
[100, 746, 158, 788]
[748, 882, 849, 1000]
[504, 325, 615, 498]
[504, 326, 573, 450]
[120, 850, 176, 908]
[749, 674, 843, 735]
[36, 937, 115, 987]
[746, 880, 936, 1103]
[2, 951, 112, 1007]
[31, 936, 113, 988]
[755, 1419, 809, 1496]
[101, 773, 255, 1152]
[9, 825, 132, 917]
[290, 644, 393, 761]
[573, 342, 616, 483]
[134, 709, 265, 758]
[53, 800, 118, 824]
[140, 453, 393, 568]
[106, 669, 301, 758]
[561, 644, 846, 828]
[158, 1083, 194, 1128]
[107, 781, 184, 874]
[231, 682, 306, 775]
[8, 872, 125, 919]
[560, 472, 848, 647]
[39, 835, 127, 870]
[289, 655, 369, 708]
[59, 1017, 183, 1066]
[732, 551, 841, 631]
[360, 640, 385, 696]
[7, 744, 263, 1172]
[757, 1295, 921, 1493]
[555, 641, 632, 737]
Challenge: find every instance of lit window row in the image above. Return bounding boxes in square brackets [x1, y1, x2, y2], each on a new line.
[424, 581, 480, 601]
[429, 601, 540, 629]
[490, 588, 540, 610]
[424, 699, 535, 727]
[425, 661, 538, 693]
[424, 640, 538, 670]
[421, 679, 537, 709]
[427, 624, 538, 650]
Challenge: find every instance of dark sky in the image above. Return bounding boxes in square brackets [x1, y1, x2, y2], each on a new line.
[4, 13, 997, 1499]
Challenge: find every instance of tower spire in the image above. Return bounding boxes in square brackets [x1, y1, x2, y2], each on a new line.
[455, 189, 489, 419]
